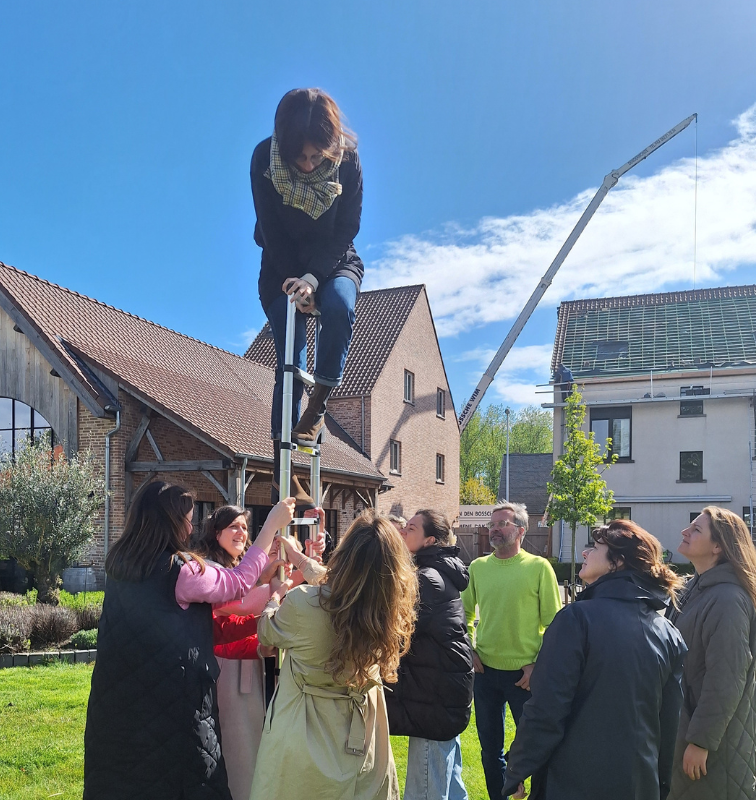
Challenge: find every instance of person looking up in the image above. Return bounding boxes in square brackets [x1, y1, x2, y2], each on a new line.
[249, 511, 418, 800]
[386, 510, 474, 800]
[668, 507, 756, 800]
[460, 501, 561, 800]
[502, 520, 687, 800]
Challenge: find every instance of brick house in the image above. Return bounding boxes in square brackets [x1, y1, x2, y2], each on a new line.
[0, 262, 386, 588]
[246, 285, 460, 524]
[548, 284, 756, 561]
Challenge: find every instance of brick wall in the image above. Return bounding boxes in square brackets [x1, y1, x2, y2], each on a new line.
[327, 396, 371, 455]
[370, 294, 460, 524]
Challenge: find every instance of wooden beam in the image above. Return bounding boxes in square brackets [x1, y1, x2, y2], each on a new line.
[355, 489, 372, 508]
[321, 483, 331, 503]
[202, 470, 229, 502]
[126, 459, 231, 473]
[145, 429, 164, 461]
[244, 471, 256, 492]
[125, 414, 152, 463]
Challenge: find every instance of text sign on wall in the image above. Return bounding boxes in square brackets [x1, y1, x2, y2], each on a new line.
[458, 505, 495, 527]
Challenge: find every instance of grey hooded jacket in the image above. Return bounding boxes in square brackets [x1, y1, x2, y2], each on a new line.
[668, 562, 756, 800]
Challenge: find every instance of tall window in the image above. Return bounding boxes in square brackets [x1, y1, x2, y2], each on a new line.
[390, 440, 402, 474]
[436, 453, 445, 483]
[679, 451, 704, 483]
[0, 398, 53, 456]
[590, 407, 631, 460]
[436, 388, 446, 418]
[404, 370, 415, 404]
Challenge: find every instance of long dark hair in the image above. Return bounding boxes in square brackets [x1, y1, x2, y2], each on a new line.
[320, 511, 417, 689]
[592, 520, 682, 599]
[703, 506, 756, 607]
[106, 481, 203, 582]
[274, 88, 357, 165]
[194, 505, 251, 568]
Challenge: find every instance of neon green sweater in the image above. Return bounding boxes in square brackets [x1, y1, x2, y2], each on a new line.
[461, 550, 561, 671]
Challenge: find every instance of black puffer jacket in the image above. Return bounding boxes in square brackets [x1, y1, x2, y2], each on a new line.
[84, 553, 231, 800]
[503, 570, 687, 800]
[386, 545, 474, 741]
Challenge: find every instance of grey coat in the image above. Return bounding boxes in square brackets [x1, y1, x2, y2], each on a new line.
[668, 563, 756, 800]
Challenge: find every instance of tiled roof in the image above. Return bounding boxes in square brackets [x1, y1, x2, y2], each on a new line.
[0, 262, 382, 481]
[245, 285, 425, 397]
[552, 285, 756, 378]
[497, 453, 552, 513]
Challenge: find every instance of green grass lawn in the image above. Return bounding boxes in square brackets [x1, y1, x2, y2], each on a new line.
[0, 662, 517, 800]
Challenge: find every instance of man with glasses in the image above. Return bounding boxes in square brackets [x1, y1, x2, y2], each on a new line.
[461, 501, 561, 800]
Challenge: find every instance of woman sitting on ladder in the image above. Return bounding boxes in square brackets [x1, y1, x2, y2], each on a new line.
[251, 87, 363, 508]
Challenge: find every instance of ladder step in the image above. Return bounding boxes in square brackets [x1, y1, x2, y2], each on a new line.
[294, 368, 315, 387]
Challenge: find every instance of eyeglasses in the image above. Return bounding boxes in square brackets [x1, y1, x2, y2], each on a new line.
[489, 520, 522, 531]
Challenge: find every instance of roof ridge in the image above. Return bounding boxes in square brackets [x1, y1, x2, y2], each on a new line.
[558, 283, 756, 311]
[0, 260, 252, 363]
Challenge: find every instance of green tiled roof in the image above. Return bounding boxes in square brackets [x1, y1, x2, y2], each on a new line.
[552, 285, 756, 378]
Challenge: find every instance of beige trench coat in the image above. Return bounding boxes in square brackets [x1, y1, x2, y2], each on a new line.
[249, 584, 399, 800]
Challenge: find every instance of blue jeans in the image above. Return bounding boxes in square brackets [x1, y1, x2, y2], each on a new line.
[264, 277, 357, 438]
[473, 666, 530, 800]
[404, 736, 468, 800]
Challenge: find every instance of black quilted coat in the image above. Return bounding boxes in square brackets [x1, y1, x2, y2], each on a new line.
[668, 563, 756, 800]
[502, 570, 687, 800]
[385, 545, 474, 741]
[84, 553, 231, 800]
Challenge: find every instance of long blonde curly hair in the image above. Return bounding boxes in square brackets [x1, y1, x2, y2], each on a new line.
[319, 510, 418, 689]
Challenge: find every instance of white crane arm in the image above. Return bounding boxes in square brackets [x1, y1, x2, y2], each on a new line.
[457, 113, 697, 432]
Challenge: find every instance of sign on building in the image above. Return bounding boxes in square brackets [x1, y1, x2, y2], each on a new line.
[458, 505, 495, 527]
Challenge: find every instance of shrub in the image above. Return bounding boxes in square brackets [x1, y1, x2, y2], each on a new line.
[29, 604, 78, 650]
[76, 604, 102, 631]
[0, 591, 34, 607]
[0, 606, 33, 652]
[70, 628, 97, 649]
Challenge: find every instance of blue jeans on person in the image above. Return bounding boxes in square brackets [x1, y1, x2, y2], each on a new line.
[473, 666, 530, 800]
[264, 276, 357, 438]
[404, 736, 468, 800]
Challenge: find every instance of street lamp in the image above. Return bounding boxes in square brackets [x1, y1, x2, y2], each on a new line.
[505, 407, 511, 501]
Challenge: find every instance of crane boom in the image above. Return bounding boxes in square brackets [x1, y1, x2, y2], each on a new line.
[457, 113, 697, 432]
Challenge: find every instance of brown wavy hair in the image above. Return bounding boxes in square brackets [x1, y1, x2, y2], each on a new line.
[194, 505, 251, 567]
[702, 506, 756, 607]
[320, 510, 418, 689]
[592, 520, 683, 600]
[274, 88, 357, 165]
[106, 481, 205, 582]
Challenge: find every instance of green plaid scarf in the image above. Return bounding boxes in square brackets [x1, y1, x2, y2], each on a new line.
[265, 132, 343, 220]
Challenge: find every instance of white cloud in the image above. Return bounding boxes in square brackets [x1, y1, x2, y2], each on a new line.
[456, 344, 554, 408]
[366, 104, 756, 337]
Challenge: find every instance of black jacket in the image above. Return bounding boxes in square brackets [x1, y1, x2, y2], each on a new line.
[503, 570, 687, 800]
[385, 545, 474, 741]
[250, 138, 364, 310]
[84, 553, 231, 800]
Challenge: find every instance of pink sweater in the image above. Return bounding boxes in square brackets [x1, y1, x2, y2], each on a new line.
[174, 544, 268, 610]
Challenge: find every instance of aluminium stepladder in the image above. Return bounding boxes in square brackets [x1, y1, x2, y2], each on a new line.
[278, 295, 323, 546]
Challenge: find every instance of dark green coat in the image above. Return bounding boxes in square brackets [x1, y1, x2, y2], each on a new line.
[668, 563, 756, 800]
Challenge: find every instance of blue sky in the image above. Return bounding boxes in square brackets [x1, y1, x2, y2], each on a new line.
[2, 1, 756, 413]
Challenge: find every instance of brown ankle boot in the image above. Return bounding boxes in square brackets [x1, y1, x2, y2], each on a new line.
[292, 382, 333, 443]
[271, 440, 315, 510]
